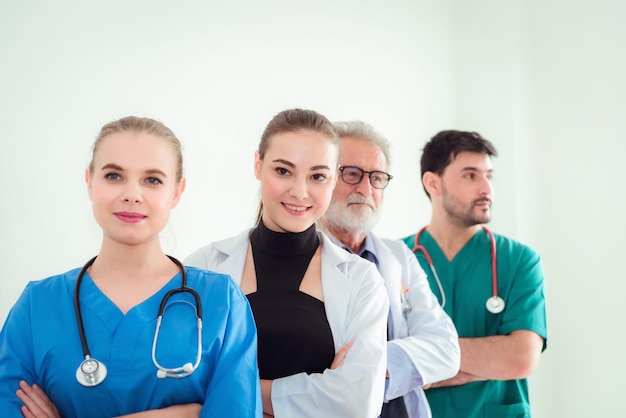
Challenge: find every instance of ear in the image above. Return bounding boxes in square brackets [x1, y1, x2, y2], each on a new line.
[422, 171, 441, 198]
[85, 168, 94, 201]
[171, 177, 186, 209]
[254, 150, 262, 180]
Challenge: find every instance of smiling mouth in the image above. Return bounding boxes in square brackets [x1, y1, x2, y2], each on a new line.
[283, 203, 310, 212]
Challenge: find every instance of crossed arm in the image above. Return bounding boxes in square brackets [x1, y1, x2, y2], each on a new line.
[260, 340, 354, 417]
[18, 342, 354, 418]
[16, 381, 202, 418]
[429, 330, 544, 388]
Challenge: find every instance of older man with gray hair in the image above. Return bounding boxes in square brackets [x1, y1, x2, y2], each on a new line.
[318, 120, 460, 418]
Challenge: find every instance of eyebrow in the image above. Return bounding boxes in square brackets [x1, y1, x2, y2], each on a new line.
[272, 159, 331, 171]
[101, 163, 168, 177]
[461, 166, 493, 173]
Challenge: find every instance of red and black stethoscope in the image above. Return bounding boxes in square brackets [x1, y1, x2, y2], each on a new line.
[411, 225, 505, 314]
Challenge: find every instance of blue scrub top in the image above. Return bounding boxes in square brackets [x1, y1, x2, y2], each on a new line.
[403, 228, 547, 418]
[0, 265, 262, 417]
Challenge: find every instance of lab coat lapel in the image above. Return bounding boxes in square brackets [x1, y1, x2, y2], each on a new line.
[319, 232, 354, 350]
[209, 229, 251, 286]
[370, 234, 406, 339]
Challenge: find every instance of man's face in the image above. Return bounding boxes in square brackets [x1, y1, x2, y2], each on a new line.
[324, 136, 388, 234]
[438, 151, 494, 227]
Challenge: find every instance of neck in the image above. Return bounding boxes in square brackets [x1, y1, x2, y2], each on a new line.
[90, 238, 174, 279]
[426, 214, 482, 260]
[320, 219, 366, 254]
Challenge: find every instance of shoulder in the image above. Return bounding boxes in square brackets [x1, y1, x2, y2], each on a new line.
[319, 232, 380, 279]
[400, 233, 417, 249]
[377, 235, 413, 256]
[26, 267, 81, 292]
[184, 266, 246, 301]
[185, 265, 233, 282]
[492, 232, 541, 263]
[12, 267, 81, 310]
[185, 229, 251, 268]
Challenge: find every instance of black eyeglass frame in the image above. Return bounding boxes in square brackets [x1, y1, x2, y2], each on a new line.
[339, 166, 393, 189]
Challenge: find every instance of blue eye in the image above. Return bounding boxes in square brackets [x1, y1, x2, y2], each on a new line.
[105, 172, 121, 181]
[146, 177, 163, 185]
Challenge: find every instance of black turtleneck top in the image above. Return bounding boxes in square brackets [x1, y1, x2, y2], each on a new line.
[248, 220, 335, 380]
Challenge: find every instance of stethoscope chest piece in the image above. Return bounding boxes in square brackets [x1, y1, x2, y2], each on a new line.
[486, 296, 505, 314]
[76, 357, 107, 387]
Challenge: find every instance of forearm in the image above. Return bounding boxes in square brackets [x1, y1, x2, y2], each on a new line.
[261, 379, 274, 416]
[428, 370, 483, 389]
[115, 404, 201, 418]
[458, 330, 544, 380]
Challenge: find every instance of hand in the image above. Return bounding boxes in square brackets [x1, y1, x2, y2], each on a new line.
[16, 380, 60, 418]
[330, 340, 354, 370]
[428, 371, 485, 389]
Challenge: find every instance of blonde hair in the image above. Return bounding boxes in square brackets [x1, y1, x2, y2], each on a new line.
[89, 116, 183, 182]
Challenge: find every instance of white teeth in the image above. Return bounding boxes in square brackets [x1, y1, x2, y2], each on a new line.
[284, 203, 307, 212]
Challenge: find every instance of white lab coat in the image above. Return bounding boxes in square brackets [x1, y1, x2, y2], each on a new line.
[185, 229, 389, 418]
[371, 235, 460, 418]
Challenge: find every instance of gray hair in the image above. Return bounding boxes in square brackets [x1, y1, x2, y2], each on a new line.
[332, 120, 392, 168]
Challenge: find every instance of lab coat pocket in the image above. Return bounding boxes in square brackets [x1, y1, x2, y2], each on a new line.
[484, 401, 530, 417]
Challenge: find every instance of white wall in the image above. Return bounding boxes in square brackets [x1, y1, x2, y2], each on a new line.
[2, 1, 625, 417]
[449, 1, 626, 417]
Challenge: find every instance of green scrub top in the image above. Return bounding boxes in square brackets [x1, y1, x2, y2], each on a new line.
[402, 228, 547, 418]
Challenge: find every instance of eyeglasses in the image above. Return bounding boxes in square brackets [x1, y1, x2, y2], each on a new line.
[339, 166, 393, 189]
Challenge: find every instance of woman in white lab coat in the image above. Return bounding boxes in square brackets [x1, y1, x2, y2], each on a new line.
[186, 108, 388, 418]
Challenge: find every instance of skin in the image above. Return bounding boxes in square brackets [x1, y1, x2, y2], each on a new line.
[15, 131, 203, 417]
[320, 136, 392, 379]
[254, 130, 338, 234]
[252, 130, 353, 416]
[422, 151, 544, 387]
[322, 135, 387, 253]
[85, 131, 186, 314]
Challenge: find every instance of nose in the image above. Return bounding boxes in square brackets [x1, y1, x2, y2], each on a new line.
[289, 178, 309, 200]
[478, 175, 493, 196]
[123, 182, 143, 203]
[354, 175, 374, 197]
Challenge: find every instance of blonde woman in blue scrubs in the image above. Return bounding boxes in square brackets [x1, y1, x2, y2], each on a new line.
[0, 116, 261, 417]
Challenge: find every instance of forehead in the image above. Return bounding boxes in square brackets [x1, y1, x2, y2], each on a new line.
[265, 130, 338, 166]
[446, 151, 493, 171]
[94, 131, 177, 168]
[340, 136, 387, 170]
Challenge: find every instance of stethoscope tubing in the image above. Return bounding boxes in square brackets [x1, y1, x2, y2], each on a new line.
[412, 225, 500, 311]
[74, 256, 98, 359]
[74, 255, 202, 385]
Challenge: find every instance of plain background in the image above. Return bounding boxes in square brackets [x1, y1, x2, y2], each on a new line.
[1, 1, 624, 417]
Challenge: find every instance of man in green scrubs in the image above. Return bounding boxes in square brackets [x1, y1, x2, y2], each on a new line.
[402, 130, 547, 418]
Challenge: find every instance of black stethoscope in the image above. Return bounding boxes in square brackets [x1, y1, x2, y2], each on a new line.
[411, 225, 505, 314]
[74, 255, 203, 387]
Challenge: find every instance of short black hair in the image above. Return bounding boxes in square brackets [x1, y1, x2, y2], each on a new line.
[420, 130, 497, 198]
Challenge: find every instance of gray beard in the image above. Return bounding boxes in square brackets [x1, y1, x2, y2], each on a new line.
[324, 200, 380, 236]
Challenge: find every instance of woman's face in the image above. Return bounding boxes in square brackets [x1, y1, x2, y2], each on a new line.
[86, 130, 185, 247]
[255, 130, 338, 233]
